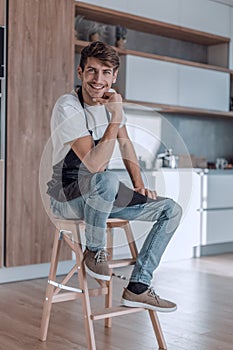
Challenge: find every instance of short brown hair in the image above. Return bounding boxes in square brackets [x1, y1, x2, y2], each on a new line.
[79, 41, 120, 73]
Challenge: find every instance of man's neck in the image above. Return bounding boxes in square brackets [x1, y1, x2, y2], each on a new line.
[81, 89, 98, 106]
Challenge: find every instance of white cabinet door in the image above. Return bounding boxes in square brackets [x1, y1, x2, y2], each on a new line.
[118, 55, 179, 105]
[202, 210, 233, 245]
[203, 173, 233, 209]
[180, 0, 230, 37]
[127, 0, 180, 25]
[118, 55, 230, 111]
[77, 0, 180, 25]
[112, 170, 201, 262]
[154, 170, 201, 261]
[178, 65, 230, 111]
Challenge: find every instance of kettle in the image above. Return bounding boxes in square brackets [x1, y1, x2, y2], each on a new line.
[157, 149, 179, 169]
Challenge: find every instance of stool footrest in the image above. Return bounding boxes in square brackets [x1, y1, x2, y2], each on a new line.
[52, 291, 83, 303]
[52, 287, 109, 303]
[91, 306, 145, 321]
[108, 258, 136, 268]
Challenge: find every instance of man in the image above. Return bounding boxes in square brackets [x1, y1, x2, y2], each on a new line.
[47, 41, 182, 312]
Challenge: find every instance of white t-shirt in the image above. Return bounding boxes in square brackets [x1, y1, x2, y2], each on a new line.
[51, 89, 126, 166]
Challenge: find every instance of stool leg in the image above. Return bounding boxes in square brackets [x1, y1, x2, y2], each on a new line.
[123, 223, 138, 259]
[74, 236, 97, 350]
[105, 226, 114, 328]
[148, 310, 167, 350]
[40, 228, 62, 341]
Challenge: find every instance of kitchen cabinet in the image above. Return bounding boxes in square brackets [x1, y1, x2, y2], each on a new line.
[180, 0, 230, 37]
[75, 1, 233, 118]
[153, 169, 201, 261]
[112, 169, 201, 262]
[113, 169, 233, 261]
[202, 210, 233, 245]
[178, 65, 230, 111]
[125, 0, 180, 26]
[118, 55, 179, 105]
[200, 171, 233, 245]
[202, 173, 233, 208]
[118, 55, 230, 112]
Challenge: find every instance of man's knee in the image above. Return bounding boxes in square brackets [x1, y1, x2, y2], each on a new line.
[95, 171, 119, 189]
[93, 171, 119, 200]
[166, 198, 182, 221]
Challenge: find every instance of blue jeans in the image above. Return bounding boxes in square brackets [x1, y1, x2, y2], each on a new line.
[50, 171, 182, 286]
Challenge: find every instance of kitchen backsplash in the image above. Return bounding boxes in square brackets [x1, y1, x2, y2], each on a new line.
[159, 113, 233, 164]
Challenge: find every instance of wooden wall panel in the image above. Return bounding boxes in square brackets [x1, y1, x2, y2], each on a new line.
[0, 0, 4, 26]
[6, 0, 74, 266]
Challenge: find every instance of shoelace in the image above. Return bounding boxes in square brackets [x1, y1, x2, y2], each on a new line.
[148, 287, 160, 303]
[94, 249, 109, 264]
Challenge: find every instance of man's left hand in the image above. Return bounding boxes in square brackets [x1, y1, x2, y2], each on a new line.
[134, 187, 157, 200]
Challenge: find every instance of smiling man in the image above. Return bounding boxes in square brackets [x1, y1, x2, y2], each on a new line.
[47, 41, 182, 312]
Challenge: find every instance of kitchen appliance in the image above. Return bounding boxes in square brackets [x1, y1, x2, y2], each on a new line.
[157, 148, 179, 168]
[215, 158, 228, 169]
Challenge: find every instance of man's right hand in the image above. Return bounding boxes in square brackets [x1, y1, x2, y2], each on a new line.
[93, 91, 123, 122]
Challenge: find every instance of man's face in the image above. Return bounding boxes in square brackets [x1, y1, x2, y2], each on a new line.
[78, 57, 118, 104]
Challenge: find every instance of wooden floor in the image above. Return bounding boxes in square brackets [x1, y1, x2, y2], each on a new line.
[0, 254, 233, 350]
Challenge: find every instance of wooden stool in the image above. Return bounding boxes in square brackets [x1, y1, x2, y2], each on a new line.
[40, 218, 167, 350]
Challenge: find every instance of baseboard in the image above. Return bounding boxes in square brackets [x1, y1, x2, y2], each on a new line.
[193, 241, 233, 257]
[0, 260, 75, 284]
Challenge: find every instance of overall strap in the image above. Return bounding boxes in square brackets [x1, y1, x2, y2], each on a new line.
[77, 85, 85, 109]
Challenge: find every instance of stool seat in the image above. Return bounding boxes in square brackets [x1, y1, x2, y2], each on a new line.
[40, 217, 167, 350]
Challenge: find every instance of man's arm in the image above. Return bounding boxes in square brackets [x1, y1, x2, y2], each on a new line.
[70, 92, 123, 173]
[117, 126, 157, 199]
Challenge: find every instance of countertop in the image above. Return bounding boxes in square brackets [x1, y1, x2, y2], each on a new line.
[110, 167, 233, 175]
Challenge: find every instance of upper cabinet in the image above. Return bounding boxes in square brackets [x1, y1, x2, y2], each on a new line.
[74, 0, 233, 117]
[178, 65, 230, 111]
[117, 55, 179, 106]
[117, 55, 230, 112]
[180, 0, 230, 37]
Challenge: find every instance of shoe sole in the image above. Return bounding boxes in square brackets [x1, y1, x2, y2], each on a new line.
[85, 264, 111, 281]
[121, 298, 177, 313]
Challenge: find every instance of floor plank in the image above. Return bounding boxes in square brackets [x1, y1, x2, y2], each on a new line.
[0, 254, 233, 349]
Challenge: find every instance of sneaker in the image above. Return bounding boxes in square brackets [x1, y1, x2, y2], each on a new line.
[84, 249, 111, 281]
[121, 287, 177, 312]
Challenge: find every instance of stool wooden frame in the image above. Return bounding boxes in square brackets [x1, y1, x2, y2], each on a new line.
[40, 218, 167, 350]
